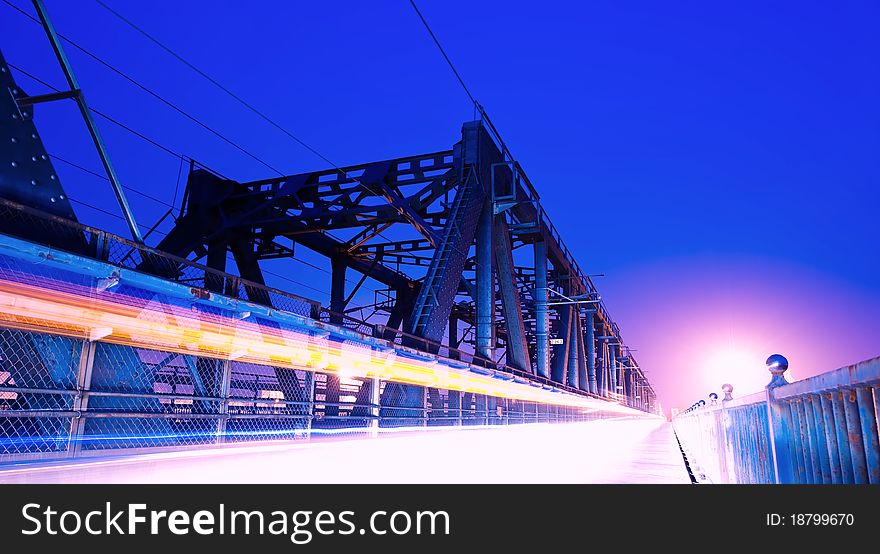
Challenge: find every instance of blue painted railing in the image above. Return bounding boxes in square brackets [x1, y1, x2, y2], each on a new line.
[672, 355, 880, 484]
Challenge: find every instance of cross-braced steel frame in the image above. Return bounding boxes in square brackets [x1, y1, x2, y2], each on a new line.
[152, 119, 656, 412]
[0, 46, 657, 415]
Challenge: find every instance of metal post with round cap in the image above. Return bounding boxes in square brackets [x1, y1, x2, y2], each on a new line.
[765, 354, 795, 483]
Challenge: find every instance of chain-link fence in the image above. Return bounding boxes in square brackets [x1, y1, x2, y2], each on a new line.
[0, 328, 78, 459]
[1, 324, 626, 462]
[0, 198, 640, 463]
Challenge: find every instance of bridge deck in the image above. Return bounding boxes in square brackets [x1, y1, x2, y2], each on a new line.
[0, 419, 690, 484]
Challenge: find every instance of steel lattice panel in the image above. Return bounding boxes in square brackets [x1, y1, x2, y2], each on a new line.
[0, 51, 85, 255]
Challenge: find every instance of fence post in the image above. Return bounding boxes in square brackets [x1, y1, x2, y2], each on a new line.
[370, 376, 381, 437]
[68, 232, 110, 458]
[765, 354, 794, 484]
[68, 339, 97, 457]
[720, 384, 737, 483]
[422, 386, 428, 427]
[216, 359, 233, 443]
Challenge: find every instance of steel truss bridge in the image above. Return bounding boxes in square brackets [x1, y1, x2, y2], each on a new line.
[0, 25, 666, 468]
[1, 11, 877, 484]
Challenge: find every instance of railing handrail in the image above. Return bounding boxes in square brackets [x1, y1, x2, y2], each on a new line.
[672, 355, 880, 484]
[773, 355, 880, 400]
[674, 355, 880, 418]
[0, 197, 322, 314]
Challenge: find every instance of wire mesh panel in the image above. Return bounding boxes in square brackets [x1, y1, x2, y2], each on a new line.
[310, 373, 372, 435]
[0, 248, 98, 306]
[506, 399, 528, 425]
[104, 235, 319, 319]
[81, 343, 222, 451]
[426, 387, 462, 426]
[226, 360, 311, 442]
[379, 381, 426, 428]
[0, 329, 80, 459]
[459, 392, 488, 426]
[0, 329, 650, 461]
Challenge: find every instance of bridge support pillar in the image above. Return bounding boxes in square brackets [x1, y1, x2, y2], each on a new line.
[623, 365, 633, 407]
[330, 255, 347, 325]
[205, 238, 228, 293]
[447, 314, 461, 422]
[475, 197, 494, 362]
[327, 256, 347, 416]
[576, 311, 588, 391]
[567, 310, 579, 388]
[584, 310, 597, 394]
[551, 305, 571, 383]
[609, 342, 618, 398]
[598, 338, 608, 396]
[533, 240, 549, 378]
[448, 314, 460, 356]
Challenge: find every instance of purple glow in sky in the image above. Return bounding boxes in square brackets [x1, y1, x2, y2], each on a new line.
[602, 254, 880, 412]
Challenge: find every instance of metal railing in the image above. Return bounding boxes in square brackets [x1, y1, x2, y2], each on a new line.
[672, 354, 880, 484]
[0, 318, 615, 463]
[0, 197, 322, 319]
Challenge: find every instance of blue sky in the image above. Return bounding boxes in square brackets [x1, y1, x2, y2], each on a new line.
[2, 0, 877, 409]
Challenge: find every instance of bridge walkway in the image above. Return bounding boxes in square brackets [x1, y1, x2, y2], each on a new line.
[0, 419, 691, 484]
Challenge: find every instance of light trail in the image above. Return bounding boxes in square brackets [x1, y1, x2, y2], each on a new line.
[0, 276, 643, 414]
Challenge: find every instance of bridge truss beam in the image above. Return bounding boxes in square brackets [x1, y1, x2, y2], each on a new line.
[0, 46, 657, 412]
[145, 120, 655, 406]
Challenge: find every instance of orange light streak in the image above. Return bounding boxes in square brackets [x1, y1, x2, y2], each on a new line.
[0, 278, 641, 414]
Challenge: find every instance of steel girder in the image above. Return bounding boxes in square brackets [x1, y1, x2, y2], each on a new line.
[408, 167, 485, 343]
[493, 216, 530, 372]
[551, 304, 571, 383]
[142, 119, 653, 401]
[0, 41, 657, 410]
[583, 310, 598, 394]
[408, 121, 502, 348]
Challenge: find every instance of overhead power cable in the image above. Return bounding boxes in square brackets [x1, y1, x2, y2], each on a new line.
[407, 0, 477, 107]
[7, 60, 364, 294]
[5, 60, 186, 161]
[93, 0, 508, 302]
[2, 0, 284, 176]
[91, 0, 455, 268]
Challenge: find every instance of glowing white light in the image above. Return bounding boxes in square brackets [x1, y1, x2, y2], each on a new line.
[703, 346, 766, 396]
